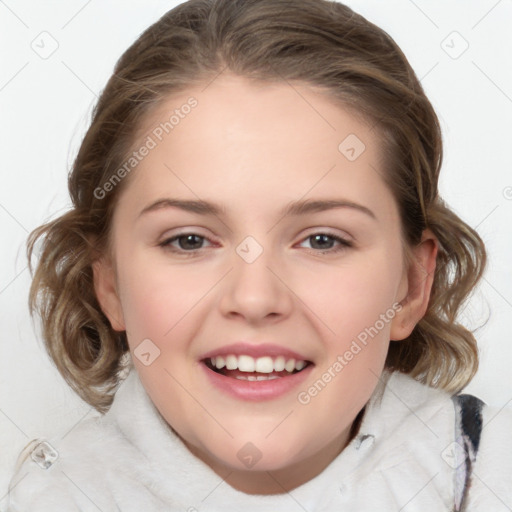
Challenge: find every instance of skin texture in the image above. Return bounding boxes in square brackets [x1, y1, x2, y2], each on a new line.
[93, 73, 438, 495]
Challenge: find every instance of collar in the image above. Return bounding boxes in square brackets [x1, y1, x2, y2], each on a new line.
[104, 365, 454, 510]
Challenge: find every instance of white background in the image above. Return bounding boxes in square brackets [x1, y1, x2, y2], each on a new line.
[1, 0, 511, 505]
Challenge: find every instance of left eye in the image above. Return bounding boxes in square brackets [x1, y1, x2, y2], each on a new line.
[297, 233, 352, 253]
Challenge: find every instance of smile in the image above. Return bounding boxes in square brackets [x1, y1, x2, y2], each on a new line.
[206, 354, 309, 377]
[201, 355, 314, 401]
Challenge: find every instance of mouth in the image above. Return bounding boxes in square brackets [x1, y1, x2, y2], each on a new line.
[199, 350, 316, 401]
[202, 355, 314, 381]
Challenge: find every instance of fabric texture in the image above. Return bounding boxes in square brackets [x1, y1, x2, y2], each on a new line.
[6, 367, 512, 511]
[452, 394, 484, 511]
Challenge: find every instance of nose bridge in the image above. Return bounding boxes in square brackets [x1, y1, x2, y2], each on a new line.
[235, 235, 267, 266]
[232, 234, 277, 289]
[219, 234, 292, 321]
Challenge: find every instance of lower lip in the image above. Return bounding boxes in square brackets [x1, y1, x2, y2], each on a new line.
[200, 362, 314, 401]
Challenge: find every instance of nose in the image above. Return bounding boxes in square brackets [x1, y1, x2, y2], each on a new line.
[217, 239, 294, 325]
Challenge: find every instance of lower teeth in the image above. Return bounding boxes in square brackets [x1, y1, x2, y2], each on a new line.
[235, 375, 281, 381]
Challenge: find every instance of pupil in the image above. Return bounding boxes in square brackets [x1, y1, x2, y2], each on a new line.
[179, 234, 203, 250]
[311, 234, 333, 249]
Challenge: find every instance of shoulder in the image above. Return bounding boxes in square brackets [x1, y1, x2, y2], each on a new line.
[366, 370, 457, 440]
[357, 372, 487, 507]
[6, 368, 169, 511]
[465, 402, 512, 511]
[345, 372, 457, 499]
[6, 414, 133, 511]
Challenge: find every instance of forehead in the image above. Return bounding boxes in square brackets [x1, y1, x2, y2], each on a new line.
[138, 73, 377, 159]
[117, 73, 397, 224]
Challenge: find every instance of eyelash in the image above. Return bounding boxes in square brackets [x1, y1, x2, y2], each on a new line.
[158, 232, 353, 256]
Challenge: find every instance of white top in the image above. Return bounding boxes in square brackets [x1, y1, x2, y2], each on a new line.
[7, 367, 512, 511]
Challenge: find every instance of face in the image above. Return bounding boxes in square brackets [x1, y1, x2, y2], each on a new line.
[94, 73, 436, 494]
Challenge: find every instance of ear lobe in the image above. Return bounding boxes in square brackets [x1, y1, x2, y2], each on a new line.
[390, 230, 439, 341]
[92, 257, 126, 332]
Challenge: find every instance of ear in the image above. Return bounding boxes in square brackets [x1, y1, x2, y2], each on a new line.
[390, 229, 438, 341]
[92, 257, 126, 332]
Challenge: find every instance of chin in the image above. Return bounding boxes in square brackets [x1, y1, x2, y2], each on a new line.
[183, 433, 278, 468]
[210, 437, 308, 473]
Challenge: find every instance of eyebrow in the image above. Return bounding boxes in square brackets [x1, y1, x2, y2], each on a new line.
[137, 198, 377, 220]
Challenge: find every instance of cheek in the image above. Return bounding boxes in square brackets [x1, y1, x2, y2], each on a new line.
[295, 246, 402, 403]
[299, 248, 402, 333]
[115, 252, 204, 344]
[294, 256, 399, 422]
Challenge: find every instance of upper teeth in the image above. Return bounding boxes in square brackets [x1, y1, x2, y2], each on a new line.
[210, 355, 307, 373]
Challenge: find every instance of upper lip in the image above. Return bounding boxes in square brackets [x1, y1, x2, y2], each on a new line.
[200, 342, 312, 362]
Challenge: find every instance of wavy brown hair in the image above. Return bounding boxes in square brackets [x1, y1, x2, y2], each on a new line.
[27, 0, 486, 413]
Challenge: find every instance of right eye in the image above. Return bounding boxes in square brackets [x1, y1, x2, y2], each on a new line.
[159, 233, 214, 254]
